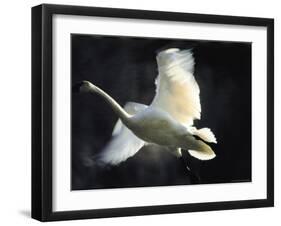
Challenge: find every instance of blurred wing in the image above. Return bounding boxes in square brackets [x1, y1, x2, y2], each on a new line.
[98, 102, 148, 165]
[152, 48, 201, 126]
[98, 126, 145, 165]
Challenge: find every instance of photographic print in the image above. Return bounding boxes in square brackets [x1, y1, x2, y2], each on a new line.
[71, 35, 252, 190]
[32, 4, 273, 221]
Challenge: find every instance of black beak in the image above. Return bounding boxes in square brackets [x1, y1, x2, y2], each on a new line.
[72, 81, 84, 93]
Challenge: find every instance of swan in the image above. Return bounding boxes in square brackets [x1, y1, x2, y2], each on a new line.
[76, 48, 217, 167]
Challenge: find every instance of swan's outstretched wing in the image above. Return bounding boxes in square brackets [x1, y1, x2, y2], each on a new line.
[152, 48, 201, 126]
[97, 102, 148, 165]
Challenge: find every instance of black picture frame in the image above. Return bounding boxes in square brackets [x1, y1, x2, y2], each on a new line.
[32, 3, 274, 222]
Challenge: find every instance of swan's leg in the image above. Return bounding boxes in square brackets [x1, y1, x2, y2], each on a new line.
[180, 149, 201, 183]
[180, 148, 191, 171]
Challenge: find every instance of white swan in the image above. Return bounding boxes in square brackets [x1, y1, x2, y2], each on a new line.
[77, 48, 217, 166]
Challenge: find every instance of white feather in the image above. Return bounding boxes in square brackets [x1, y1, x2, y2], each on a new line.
[98, 102, 147, 165]
[189, 127, 217, 143]
[188, 149, 216, 160]
[86, 48, 217, 165]
[151, 49, 216, 160]
[152, 49, 201, 126]
[98, 126, 145, 165]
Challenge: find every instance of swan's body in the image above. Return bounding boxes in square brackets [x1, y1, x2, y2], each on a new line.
[130, 106, 187, 145]
[78, 48, 217, 166]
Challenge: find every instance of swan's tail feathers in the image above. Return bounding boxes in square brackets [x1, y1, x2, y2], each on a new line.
[188, 140, 216, 160]
[194, 128, 217, 143]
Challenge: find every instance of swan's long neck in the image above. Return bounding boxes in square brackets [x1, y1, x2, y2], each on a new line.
[80, 81, 131, 124]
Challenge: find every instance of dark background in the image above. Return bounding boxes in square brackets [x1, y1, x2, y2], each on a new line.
[71, 34, 251, 190]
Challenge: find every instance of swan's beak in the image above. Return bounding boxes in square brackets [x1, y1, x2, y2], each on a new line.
[72, 81, 84, 93]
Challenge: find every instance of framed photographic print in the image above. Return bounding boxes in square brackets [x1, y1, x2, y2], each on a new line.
[32, 4, 274, 221]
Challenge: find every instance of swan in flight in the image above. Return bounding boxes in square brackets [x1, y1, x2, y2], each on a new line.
[76, 48, 217, 167]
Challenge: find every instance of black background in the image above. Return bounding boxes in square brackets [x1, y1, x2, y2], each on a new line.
[71, 34, 251, 190]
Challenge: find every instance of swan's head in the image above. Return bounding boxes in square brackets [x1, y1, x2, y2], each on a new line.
[73, 80, 96, 93]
